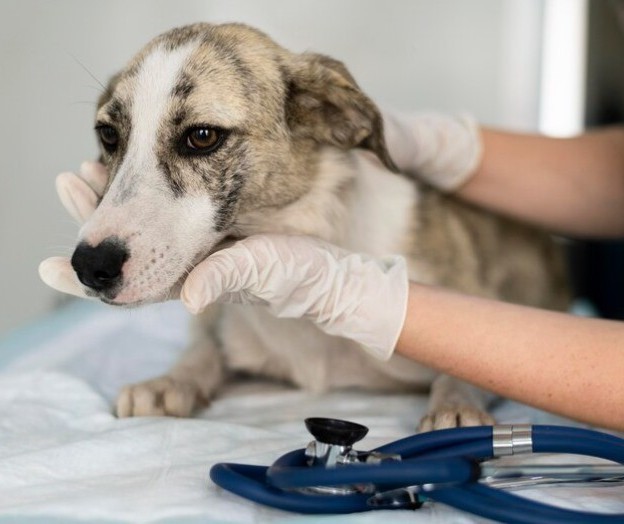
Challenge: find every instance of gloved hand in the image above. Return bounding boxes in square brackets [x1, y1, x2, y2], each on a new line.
[38, 161, 108, 298]
[383, 111, 483, 192]
[181, 235, 409, 361]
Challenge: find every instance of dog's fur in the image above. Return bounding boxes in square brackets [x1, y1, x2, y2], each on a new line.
[77, 23, 569, 430]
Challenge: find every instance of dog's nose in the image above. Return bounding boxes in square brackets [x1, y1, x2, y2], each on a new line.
[71, 237, 129, 292]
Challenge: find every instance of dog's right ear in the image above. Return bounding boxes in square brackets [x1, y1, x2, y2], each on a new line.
[284, 53, 399, 172]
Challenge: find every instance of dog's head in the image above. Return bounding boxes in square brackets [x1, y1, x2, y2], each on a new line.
[71, 23, 396, 306]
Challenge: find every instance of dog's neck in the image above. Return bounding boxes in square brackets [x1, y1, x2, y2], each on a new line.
[232, 146, 417, 258]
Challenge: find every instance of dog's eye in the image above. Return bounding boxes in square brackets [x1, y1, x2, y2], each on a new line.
[184, 127, 223, 153]
[96, 125, 119, 152]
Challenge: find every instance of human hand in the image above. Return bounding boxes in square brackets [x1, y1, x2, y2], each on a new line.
[383, 111, 483, 192]
[181, 234, 409, 361]
[38, 161, 108, 298]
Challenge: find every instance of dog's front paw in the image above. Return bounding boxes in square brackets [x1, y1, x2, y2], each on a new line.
[418, 405, 495, 432]
[116, 376, 204, 418]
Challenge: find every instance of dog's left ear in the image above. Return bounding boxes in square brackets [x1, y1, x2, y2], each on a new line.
[285, 53, 399, 173]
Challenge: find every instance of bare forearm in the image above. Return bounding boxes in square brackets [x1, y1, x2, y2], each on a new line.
[458, 127, 624, 238]
[396, 282, 624, 430]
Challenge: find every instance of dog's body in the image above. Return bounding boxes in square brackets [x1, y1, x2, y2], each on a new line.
[72, 23, 568, 429]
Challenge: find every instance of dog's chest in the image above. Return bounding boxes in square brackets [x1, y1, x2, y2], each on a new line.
[218, 305, 436, 392]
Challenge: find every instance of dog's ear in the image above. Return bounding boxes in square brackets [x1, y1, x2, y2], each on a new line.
[285, 53, 399, 173]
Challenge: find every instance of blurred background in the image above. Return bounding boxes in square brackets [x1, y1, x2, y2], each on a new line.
[0, 0, 621, 334]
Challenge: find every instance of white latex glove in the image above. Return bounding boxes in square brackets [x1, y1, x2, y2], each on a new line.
[38, 161, 108, 298]
[383, 111, 483, 192]
[181, 234, 409, 361]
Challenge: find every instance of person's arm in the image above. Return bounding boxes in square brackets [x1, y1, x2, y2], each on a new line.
[384, 112, 624, 237]
[397, 281, 624, 430]
[459, 127, 624, 238]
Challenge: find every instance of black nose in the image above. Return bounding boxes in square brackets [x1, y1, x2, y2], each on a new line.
[71, 237, 129, 292]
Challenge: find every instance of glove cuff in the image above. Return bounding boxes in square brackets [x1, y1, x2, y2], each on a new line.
[384, 111, 483, 192]
[354, 255, 410, 361]
[422, 113, 483, 192]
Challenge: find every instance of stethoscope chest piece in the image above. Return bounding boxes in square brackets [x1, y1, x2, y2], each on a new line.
[304, 417, 368, 468]
[300, 417, 402, 495]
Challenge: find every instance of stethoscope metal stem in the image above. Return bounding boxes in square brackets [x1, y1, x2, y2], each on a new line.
[481, 463, 624, 489]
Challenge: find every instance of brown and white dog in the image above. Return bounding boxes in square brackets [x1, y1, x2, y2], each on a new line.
[70, 23, 568, 430]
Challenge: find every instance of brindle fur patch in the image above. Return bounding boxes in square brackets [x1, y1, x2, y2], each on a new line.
[171, 74, 194, 100]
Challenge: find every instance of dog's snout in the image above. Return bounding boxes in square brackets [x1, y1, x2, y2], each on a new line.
[71, 238, 129, 293]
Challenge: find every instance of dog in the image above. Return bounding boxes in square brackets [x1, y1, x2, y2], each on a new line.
[70, 23, 569, 430]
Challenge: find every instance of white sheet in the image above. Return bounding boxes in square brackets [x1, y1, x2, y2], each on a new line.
[0, 301, 623, 523]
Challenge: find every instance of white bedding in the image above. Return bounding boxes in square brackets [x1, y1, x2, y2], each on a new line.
[0, 300, 623, 523]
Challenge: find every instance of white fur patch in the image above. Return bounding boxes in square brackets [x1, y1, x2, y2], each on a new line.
[347, 150, 417, 257]
[127, 41, 200, 185]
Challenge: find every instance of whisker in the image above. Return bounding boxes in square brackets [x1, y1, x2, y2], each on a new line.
[83, 84, 107, 92]
[69, 53, 106, 93]
[181, 265, 194, 279]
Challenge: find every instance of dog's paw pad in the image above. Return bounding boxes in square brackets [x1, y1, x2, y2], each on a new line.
[418, 406, 495, 432]
[116, 376, 202, 418]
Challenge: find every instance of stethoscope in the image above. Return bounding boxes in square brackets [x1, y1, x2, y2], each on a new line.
[210, 417, 624, 523]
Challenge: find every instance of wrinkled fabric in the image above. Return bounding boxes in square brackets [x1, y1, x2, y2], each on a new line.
[0, 300, 623, 523]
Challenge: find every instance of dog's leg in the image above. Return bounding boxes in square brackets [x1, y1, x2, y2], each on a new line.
[116, 308, 224, 418]
[419, 374, 496, 431]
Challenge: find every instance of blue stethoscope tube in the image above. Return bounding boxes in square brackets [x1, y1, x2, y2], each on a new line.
[210, 425, 624, 522]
